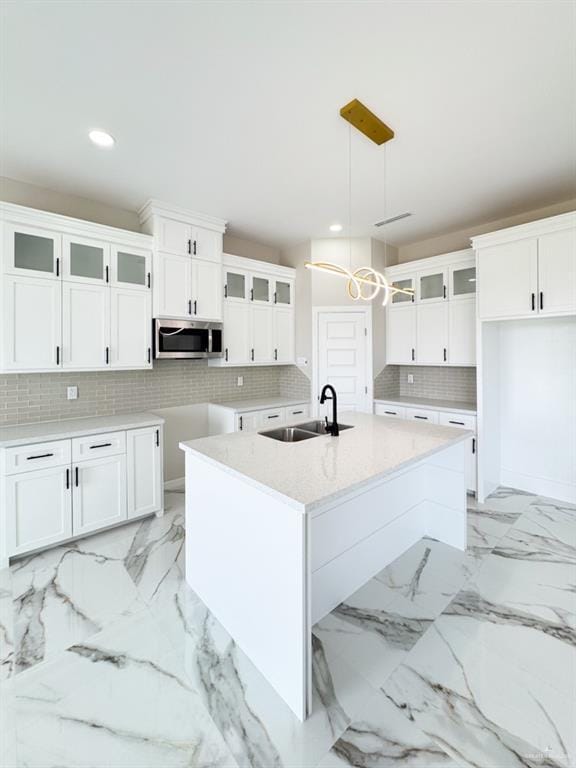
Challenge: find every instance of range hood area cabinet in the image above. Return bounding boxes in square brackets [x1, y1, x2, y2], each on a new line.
[473, 212, 576, 321]
[385, 249, 476, 366]
[138, 200, 226, 322]
[1, 203, 154, 373]
[209, 254, 296, 367]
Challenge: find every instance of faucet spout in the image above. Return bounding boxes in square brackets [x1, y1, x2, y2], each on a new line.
[319, 385, 339, 436]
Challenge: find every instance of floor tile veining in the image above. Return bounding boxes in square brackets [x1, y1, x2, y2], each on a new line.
[1, 487, 574, 767]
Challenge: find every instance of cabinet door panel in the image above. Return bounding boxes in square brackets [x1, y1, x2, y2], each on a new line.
[478, 239, 538, 319]
[111, 288, 151, 369]
[3, 223, 60, 279]
[73, 455, 127, 536]
[416, 303, 448, 365]
[63, 235, 109, 284]
[418, 268, 447, 303]
[448, 298, 476, 365]
[127, 427, 162, 518]
[223, 302, 251, 364]
[386, 307, 416, 364]
[62, 282, 110, 369]
[2, 276, 62, 371]
[193, 259, 222, 320]
[225, 269, 249, 302]
[192, 227, 221, 263]
[158, 218, 191, 255]
[274, 307, 294, 363]
[155, 252, 192, 318]
[538, 229, 576, 315]
[6, 466, 72, 556]
[252, 305, 274, 362]
[112, 245, 151, 291]
[236, 411, 260, 432]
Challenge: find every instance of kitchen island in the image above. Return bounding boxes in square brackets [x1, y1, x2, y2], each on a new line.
[180, 411, 470, 720]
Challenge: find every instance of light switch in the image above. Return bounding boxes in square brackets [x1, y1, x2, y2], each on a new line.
[67, 386, 78, 400]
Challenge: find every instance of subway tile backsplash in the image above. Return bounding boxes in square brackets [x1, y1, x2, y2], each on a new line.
[0, 363, 312, 426]
[374, 365, 476, 404]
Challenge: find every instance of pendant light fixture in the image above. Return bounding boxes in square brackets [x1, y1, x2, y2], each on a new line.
[305, 99, 413, 306]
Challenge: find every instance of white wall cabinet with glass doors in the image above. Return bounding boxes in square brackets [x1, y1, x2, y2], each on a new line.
[211, 253, 296, 367]
[139, 200, 226, 322]
[385, 249, 476, 366]
[0, 203, 154, 373]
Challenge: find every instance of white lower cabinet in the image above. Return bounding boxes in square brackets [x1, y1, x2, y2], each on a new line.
[374, 403, 406, 419]
[405, 407, 439, 424]
[73, 454, 127, 536]
[236, 411, 261, 432]
[2, 422, 164, 562]
[127, 427, 162, 518]
[285, 404, 310, 421]
[5, 465, 72, 556]
[233, 402, 310, 432]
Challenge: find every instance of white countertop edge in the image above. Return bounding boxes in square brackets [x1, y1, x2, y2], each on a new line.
[0, 412, 165, 448]
[211, 397, 311, 414]
[374, 397, 477, 415]
[179, 428, 472, 514]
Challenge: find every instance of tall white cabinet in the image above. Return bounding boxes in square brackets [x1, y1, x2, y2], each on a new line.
[0, 203, 154, 373]
[385, 249, 476, 366]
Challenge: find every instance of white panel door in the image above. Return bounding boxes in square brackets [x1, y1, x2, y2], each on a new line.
[2, 275, 62, 371]
[223, 302, 251, 364]
[127, 427, 162, 518]
[477, 238, 538, 319]
[6, 465, 72, 556]
[317, 311, 369, 414]
[192, 259, 222, 320]
[252, 305, 274, 363]
[157, 218, 191, 255]
[448, 298, 476, 365]
[191, 227, 221, 263]
[155, 252, 192, 318]
[72, 454, 127, 536]
[416, 303, 448, 365]
[386, 307, 416, 364]
[537, 229, 576, 315]
[111, 287, 152, 369]
[274, 307, 294, 363]
[62, 282, 110, 369]
[3, 223, 61, 279]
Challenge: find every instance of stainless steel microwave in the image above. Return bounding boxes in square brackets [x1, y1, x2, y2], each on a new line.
[153, 318, 223, 359]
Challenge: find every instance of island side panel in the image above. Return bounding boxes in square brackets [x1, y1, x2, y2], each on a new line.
[184, 451, 310, 721]
[423, 441, 467, 550]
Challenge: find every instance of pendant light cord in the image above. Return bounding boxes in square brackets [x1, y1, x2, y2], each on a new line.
[382, 142, 388, 268]
[348, 123, 352, 271]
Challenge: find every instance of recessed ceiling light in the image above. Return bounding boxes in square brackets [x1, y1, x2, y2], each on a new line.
[88, 130, 115, 148]
[329, 223, 343, 232]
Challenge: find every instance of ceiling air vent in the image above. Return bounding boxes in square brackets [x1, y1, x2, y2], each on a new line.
[374, 212, 412, 227]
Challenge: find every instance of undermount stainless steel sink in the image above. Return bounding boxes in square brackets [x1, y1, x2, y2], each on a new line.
[259, 427, 320, 443]
[294, 420, 354, 434]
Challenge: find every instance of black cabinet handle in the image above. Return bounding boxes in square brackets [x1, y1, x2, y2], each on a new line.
[90, 442, 112, 450]
[224, 285, 228, 298]
[188, 300, 192, 315]
[274, 292, 277, 304]
[147, 272, 151, 288]
[56, 346, 60, 365]
[225, 348, 229, 361]
[384, 411, 397, 415]
[531, 292, 535, 311]
[539, 291, 543, 311]
[193, 240, 197, 255]
[449, 420, 465, 426]
[267, 414, 279, 419]
[147, 347, 151, 364]
[27, 452, 54, 461]
[250, 288, 254, 301]
[414, 415, 428, 420]
[251, 348, 254, 361]
[193, 300, 197, 315]
[75, 466, 79, 487]
[443, 348, 447, 362]
[239, 416, 243, 431]
[156, 429, 160, 447]
[56, 257, 60, 277]
[105, 265, 109, 283]
[274, 348, 278, 360]
[66, 468, 70, 489]
[411, 348, 415, 361]
[443, 285, 446, 299]
[187, 239, 192, 255]
[105, 347, 109, 364]
[292, 410, 303, 415]
[472, 437, 476, 454]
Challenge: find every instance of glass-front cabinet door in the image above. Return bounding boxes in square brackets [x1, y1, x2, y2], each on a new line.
[450, 265, 476, 299]
[251, 275, 270, 303]
[4, 224, 61, 279]
[418, 268, 447, 303]
[274, 279, 293, 306]
[224, 269, 248, 302]
[111, 245, 151, 291]
[390, 275, 415, 305]
[63, 235, 110, 284]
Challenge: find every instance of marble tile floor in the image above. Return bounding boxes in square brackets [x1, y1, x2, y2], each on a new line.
[0, 487, 574, 768]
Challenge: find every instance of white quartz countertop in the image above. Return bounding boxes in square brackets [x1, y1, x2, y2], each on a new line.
[374, 396, 477, 415]
[213, 397, 309, 413]
[0, 412, 164, 448]
[180, 411, 471, 512]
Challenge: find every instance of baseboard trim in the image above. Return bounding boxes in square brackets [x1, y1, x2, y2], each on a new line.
[164, 477, 185, 491]
[501, 469, 575, 505]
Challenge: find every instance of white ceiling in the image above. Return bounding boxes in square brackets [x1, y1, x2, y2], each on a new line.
[1, 1, 575, 248]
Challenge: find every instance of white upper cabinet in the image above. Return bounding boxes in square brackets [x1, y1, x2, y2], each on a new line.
[389, 274, 415, 306]
[252, 304, 274, 363]
[537, 228, 576, 315]
[3, 223, 61, 279]
[111, 288, 152, 369]
[62, 282, 110, 369]
[155, 251, 193, 318]
[111, 244, 151, 291]
[417, 266, 447, 303]
[416, 303, 448, 364]
[251, 274, 271, 303]
[224, 268, 249, 302]
[223, 302, 251, 364]
[2, 275, 62, 371]
[63, 235, 110, 285]
[191, 227, 221, 263]
[158, 218, 191, 255]
[386, 306, 416, 364]
[449, 299, 476, 365]
[450, 264, 476, 300]
[192, 259, 222, 320]
[274, 278, 293, 307]
[473, 212, 575, 321]
[274, 307, 294, 362]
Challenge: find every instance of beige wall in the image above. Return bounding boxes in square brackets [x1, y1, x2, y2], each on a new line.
[223, 233, 280, 264]
[397, 198, 576, 263]
[281, 240, 312, 379]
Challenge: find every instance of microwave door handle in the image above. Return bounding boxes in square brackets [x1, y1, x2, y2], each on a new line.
[208, 328, 213, 353]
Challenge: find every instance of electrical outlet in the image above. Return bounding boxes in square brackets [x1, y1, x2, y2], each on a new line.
[407, 374, 414, 385]
[67, 386, 78, 400]
[237, 376, 243, 387]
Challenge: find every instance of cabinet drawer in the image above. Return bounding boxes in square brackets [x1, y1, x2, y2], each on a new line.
[285, 404, 309, 421]
[4, 439, 71, 475]
[72, 431, 126, 462]
[259, 408, 284, 425]
[374, 404, 406, 419]
[405, 408, 439, 424]
[437, 412, 477, 431]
